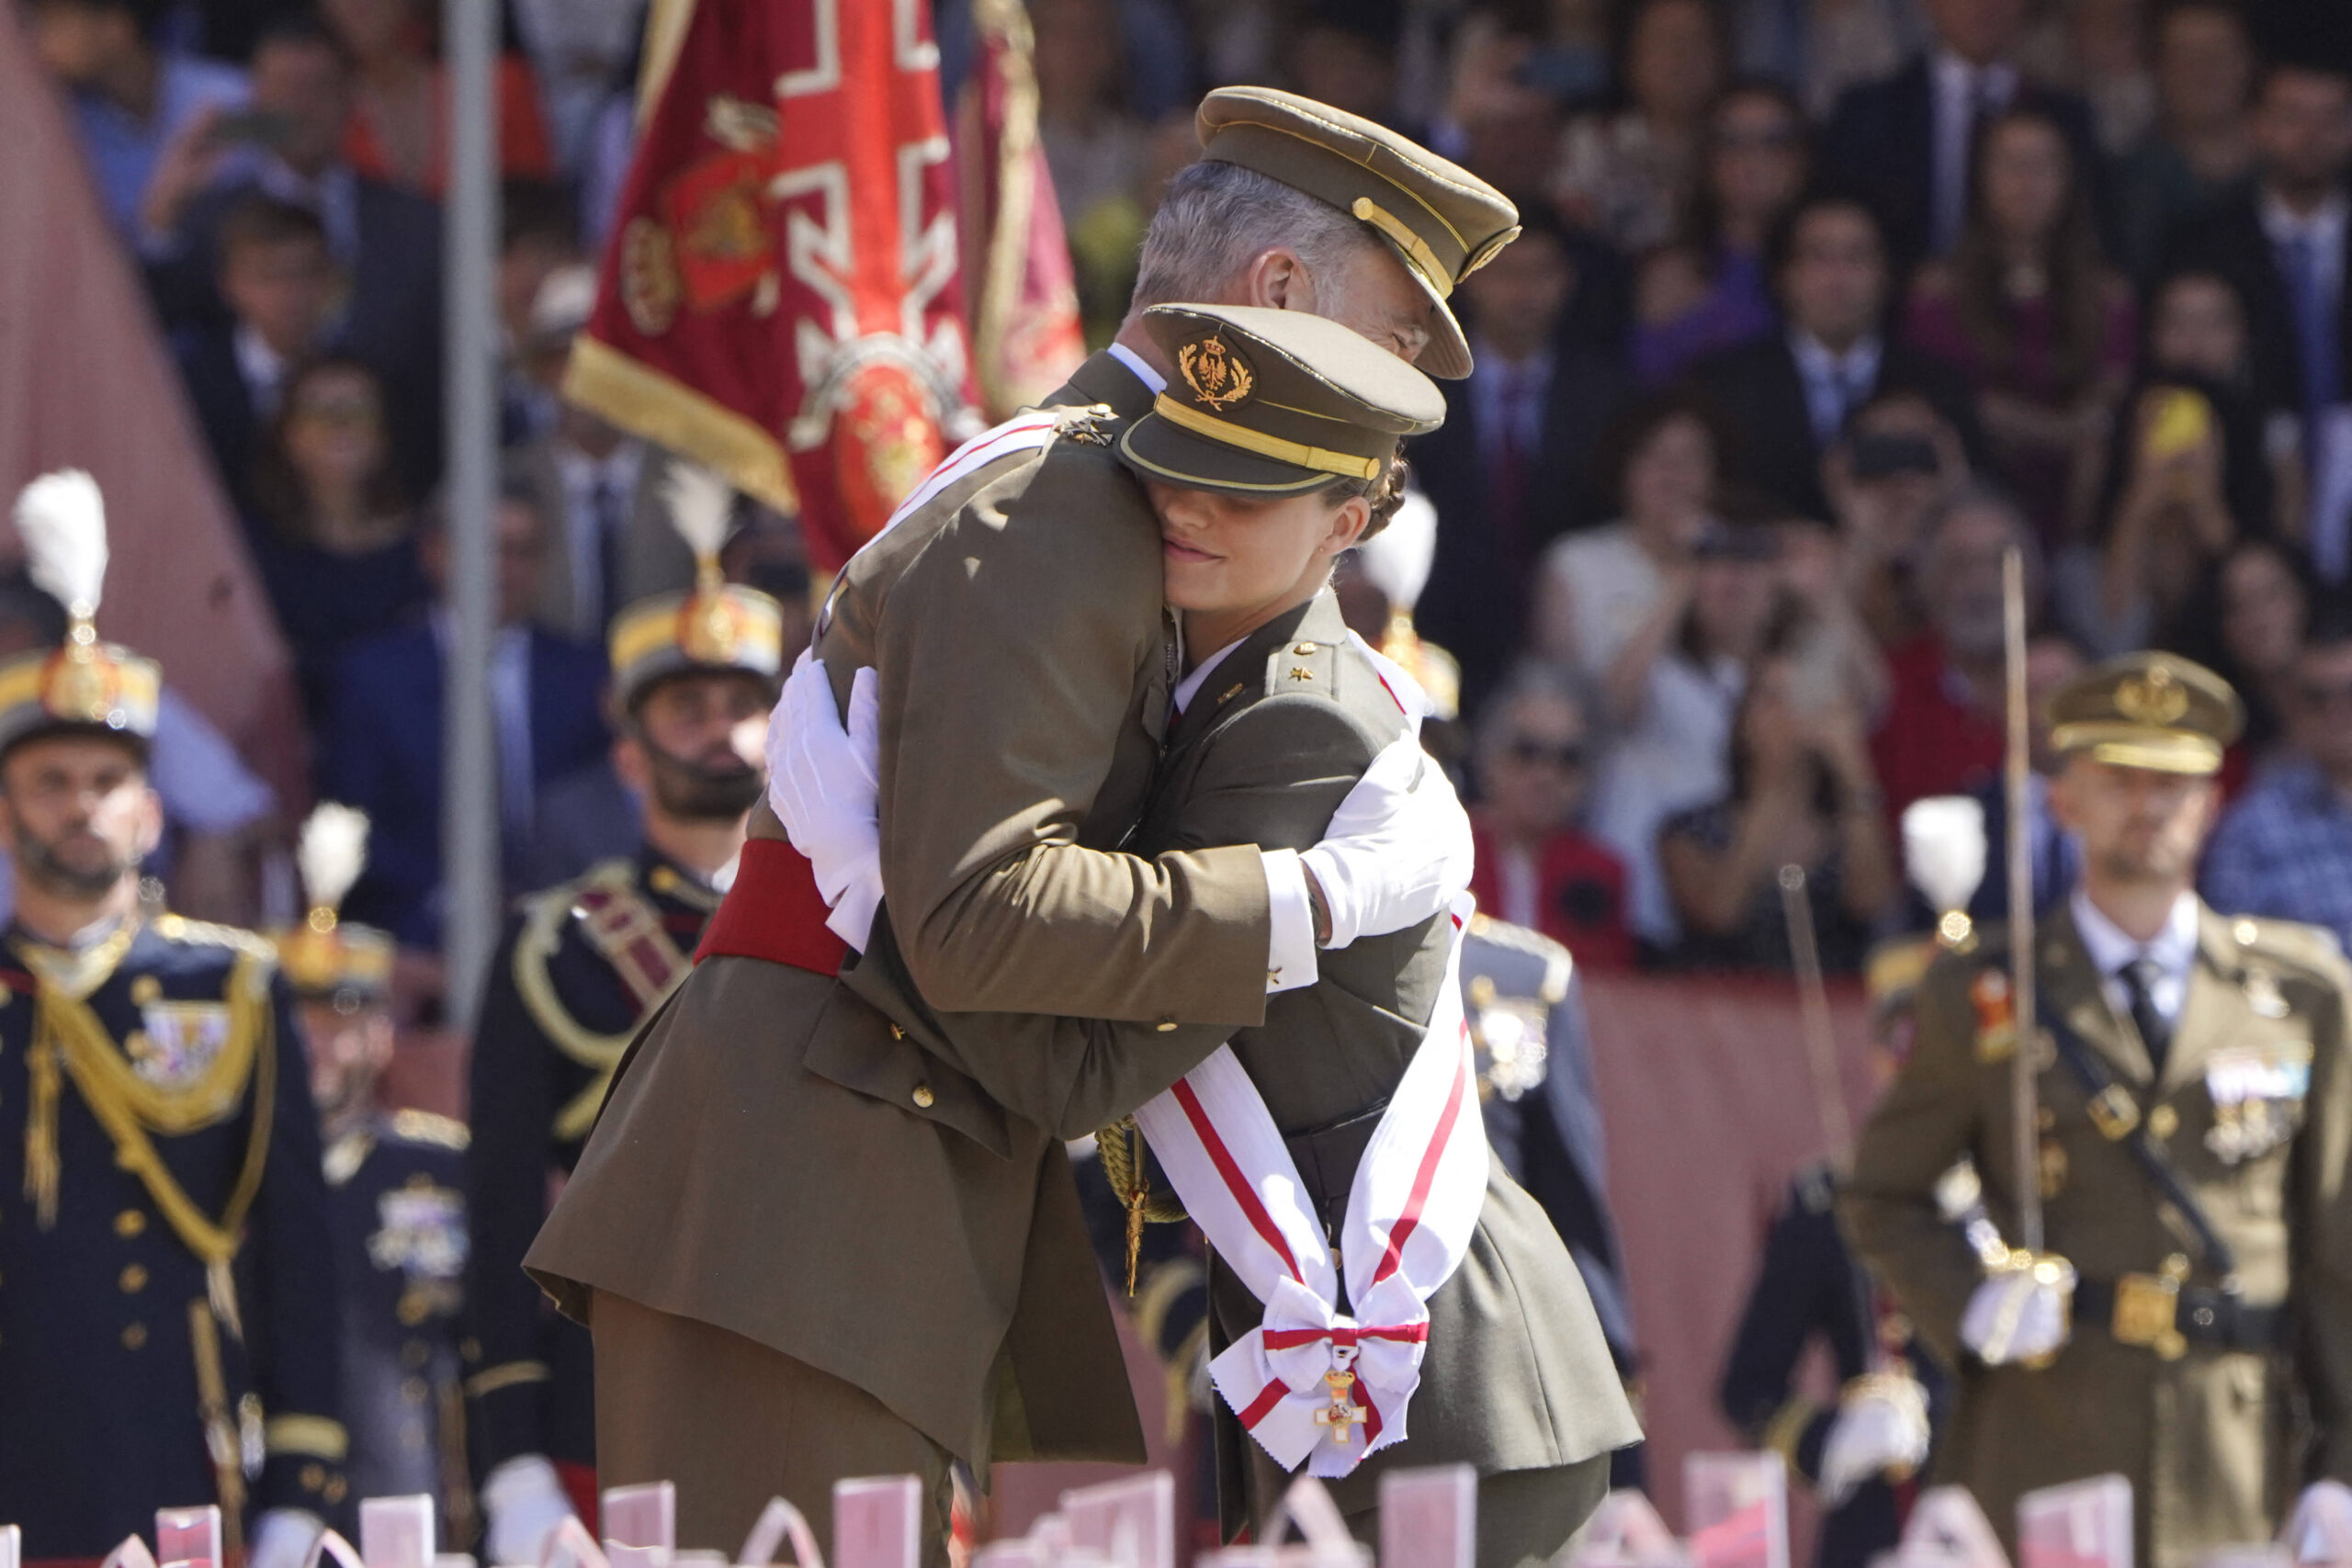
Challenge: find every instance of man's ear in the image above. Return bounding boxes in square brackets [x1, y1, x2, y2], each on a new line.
[1244, 248, 1316, 313]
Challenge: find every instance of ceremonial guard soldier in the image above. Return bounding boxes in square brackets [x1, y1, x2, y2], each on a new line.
[465, 475, 783, 1565]
[1844, 653, 2352, 1568]
[277, 805, 473, 1536]
[0, 474, 345, 1567]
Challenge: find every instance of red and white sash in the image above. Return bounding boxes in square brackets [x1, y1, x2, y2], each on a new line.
[1130, 894, 1487, 1478]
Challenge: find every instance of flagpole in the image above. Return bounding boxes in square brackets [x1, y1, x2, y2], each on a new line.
[442, 0, 500, 1035]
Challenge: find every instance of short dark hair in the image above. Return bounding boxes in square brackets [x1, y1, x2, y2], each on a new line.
[2256, 57, 2352, 107]
[2302, 601, 2352, 653]
[250, 10, 351, 67]
[1598, 389, 1733, 510]
[421, 463, 547, 542]
[215, 191, 328, 261]
[1763, 186, 1883, 283]
[503, 179, 580, 255]
[24, 0, 170, 37]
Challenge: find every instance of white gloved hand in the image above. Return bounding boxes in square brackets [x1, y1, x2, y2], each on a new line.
[482, 1454, 579, 1567]
[1297, 731, 1474, 950]
[246, 1510, 326, 1568]
[2284, 1479, 2352, 1562]
[1817, 1374, 1933, 1506]
[1961, 1253, 2076, 1366]
[765, 651, 886, 950]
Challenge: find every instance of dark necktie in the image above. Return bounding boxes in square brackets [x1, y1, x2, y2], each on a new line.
[2119, 957, 2171, 1077]
[1491, 366, 1533, 563]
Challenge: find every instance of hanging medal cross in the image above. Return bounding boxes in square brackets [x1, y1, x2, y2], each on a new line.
[1315, 1348, 1368, 1445]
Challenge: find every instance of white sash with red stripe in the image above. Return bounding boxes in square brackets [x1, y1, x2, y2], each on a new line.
[1130, 895, 1487, 1478]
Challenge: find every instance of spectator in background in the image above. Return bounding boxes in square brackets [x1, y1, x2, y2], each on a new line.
[1659, 647, 1896, 974]
[1820, 389, 1972, 647]
[316, 477, 608, 953]
[153, 16, 445, 493]
[2168, 536, 2314, 781]
[1634, 80, 1810, 385]
[1555, 0, 1729, 254]
[1729, 0, 1924, 119]
[2162, 61, 2352, 576]
[1284, 1, 1417, 137]
[1534, 391, 1723, 688]
[1036, 0, 1159, 345]
[2133, 267, 2301, 538]
[2112, 0, 2256, 279]
[2203, 610, 2352, 946]
[1417, 212, 1629, 712]
[1959, 628, 2087, 923]
[25, 0, 246, 245]
[1690, 191, 1980, 521]
[1467, 667, 1636, 969]
[1902, 107, 2137, 539]
[170, 192, 334, 510]
[1588, 524, 1787, 950]
[2020, 0, 2155, 158]
[503, 0, 640, 175]
[318, 0, 554, 197]
[1871, 486, 2043, 816]
[1820, 0, 2100, 265]
[497, 180, 583, 446]
[245, 355, 431, 718]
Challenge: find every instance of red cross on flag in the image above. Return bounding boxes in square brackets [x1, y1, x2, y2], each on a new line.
[566, 0, 978, 573]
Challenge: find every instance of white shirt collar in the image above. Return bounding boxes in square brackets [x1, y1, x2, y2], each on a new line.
[1788, 328, 1882, 381]
[2071, 886, 2199, 986]
[2260, 186, 2349, 247]
[1172, 636, 1247, 716]
[1931, 50, 2018, 107]
[232, 322, 287, 405]
[1108, 341, 1167, 396]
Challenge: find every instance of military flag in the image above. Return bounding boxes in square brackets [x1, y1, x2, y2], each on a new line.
[565, 0, 976, 573]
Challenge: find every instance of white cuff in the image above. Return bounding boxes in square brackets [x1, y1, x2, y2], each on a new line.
[1262, 848, 1319, 995]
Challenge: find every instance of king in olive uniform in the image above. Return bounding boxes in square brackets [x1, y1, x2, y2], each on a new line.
[0, 473, 345, 1567]
[277, 804, 474, 1538]
[1842, 652, 2352, 1568]
[464, 480, 784, 1564]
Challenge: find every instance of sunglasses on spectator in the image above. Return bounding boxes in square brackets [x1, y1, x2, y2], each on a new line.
[2299, 681, 2352, 710]
[1508, 738, 1587, 769]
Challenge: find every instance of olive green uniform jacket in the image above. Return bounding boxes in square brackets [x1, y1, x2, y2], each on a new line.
[1841, 904, 2352, 1568]
[526, 353, 1272, 1472]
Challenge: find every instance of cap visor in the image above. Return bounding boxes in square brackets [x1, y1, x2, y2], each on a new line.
[1115, 417, 1340, 496]
[2078, 738, 2223, 775]
[1391, 243, 1472, 379]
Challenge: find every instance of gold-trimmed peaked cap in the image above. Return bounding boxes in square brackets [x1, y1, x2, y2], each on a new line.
[2047, 650, 2243, 776]
[1195, 86, 1521, 380]
[605, 463, 786, 711]
[273, 803, 394, 1003]
[1120, 304, 1445, 504]
[0, 471, 160, 762]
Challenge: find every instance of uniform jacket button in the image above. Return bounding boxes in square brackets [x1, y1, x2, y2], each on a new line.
[1155, 1019, 1177, 1032]
[910, 1082, 935, 1109]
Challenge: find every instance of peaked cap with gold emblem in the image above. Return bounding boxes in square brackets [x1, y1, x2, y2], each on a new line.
[274, 803, 395, 1003]
[1195, 86, 1521, 380]
[2047, 650, 2244, 775]
[1120, 304, 1444, 507]
[0, 471, 160, 762]
[605, 464, 786, 712]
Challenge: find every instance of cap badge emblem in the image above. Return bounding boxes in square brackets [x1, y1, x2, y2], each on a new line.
[2115, 665, 2188, 726]
[1179, 337, 1254, 411]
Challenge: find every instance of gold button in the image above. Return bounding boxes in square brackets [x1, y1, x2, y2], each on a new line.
[119, 1263, 147, 1293]
[2235, 919, 2259, 945]
[397, 1293, 428, 1325]
[300, 1463, 325, 1493]
[889, 1023, 906, 1041]
[2149, 1104, 2179, 1139]
[122, 1323, 148, 1350]
[2163, 1252, 2192, 1280]
[402, 1339, 431, 1369]
[1292, 643, 1317, 655]
[324, 1476, 348, 1505]
[115, 1209, 145, 1238]
[1155, 1019, 1177, 1032]
[910, 1082, 935, 1109]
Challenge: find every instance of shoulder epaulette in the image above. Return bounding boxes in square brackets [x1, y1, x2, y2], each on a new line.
[152, 913, 279, 964]
[1466, 913, 1574, 1004]
[389, 1108, 469, 1151]
[1265, 636, 1342, 699]
[1050, 403, 1118, 446]
[2222, 912, 2347, 977]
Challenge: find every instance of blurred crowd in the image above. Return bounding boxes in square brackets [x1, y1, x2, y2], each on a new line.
[23, 0, 2352, 998]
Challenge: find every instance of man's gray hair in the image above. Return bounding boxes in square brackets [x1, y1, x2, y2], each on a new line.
[1132, 160, 1385, 310]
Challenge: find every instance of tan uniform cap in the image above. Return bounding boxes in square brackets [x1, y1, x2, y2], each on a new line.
[2047, 650, 2245, 776]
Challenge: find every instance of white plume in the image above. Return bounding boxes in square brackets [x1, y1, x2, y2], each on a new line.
[662, 461, 736, 565]
[1903, 795, 1988, 915]
[13, 469, 108, 615]
[1354, 485, 1437, 614]
[299, 803, 371, 914]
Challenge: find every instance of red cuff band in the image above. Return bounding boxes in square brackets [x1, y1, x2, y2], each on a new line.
[695, 837, 850, 978]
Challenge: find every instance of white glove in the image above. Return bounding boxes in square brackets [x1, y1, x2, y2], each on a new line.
[247, 1511, 325, 1568]
[1298, 731, 1474, 950]
[2284, 1479, 2352, 1562]
[482, 1454, 579, 1567]
[1817, 1374, 1932, 1506]
[1961, 1253, 2075, 1366]
[765, 651, 886, 950]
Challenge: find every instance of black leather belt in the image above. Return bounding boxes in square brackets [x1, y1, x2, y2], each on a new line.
[1281, 1098, 1390, 1245]
[2075, 1276, 2284, 1359]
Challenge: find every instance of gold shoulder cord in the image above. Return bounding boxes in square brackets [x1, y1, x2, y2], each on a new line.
[1095, 1116, 1187, 1294]
[513, 868, 689, 1142]
[22, 946, 276, 1334]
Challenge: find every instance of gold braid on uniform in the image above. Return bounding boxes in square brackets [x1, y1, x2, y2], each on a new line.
[514, 863, 690, 1142]
[1095, 1117, 1188, 1295]
[21, 938, 277, 1336]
